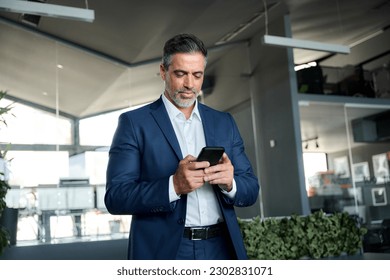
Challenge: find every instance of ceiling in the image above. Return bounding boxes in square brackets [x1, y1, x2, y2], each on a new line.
[0, 0, 390, 153]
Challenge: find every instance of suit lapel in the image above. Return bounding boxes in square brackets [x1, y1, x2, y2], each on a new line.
[150, 97, 183, 160]
[150, 99, 218, 159]
[199, 104, 217, 146]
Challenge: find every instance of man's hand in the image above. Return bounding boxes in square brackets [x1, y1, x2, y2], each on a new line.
[203, 153, 234, 192]
[173, 155, 210, 195]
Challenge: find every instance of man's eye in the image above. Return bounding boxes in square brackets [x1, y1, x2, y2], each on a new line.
[175, 72, 185, 77]
[194, 73, 203, 79]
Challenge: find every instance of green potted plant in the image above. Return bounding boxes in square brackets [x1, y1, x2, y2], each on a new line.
[0, 90, 14, 255]
[238, 210, 368, 260]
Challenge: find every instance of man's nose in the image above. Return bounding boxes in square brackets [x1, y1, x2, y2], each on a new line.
[183, 75, 194, 89]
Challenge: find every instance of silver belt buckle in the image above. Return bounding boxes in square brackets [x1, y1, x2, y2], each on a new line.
[190, 227, 206, 241]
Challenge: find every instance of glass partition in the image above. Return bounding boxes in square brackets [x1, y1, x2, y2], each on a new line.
[344, 105, 390, 253]
[300, 101, 390, 252]
[0, 21, 132, 246]
[300, 102, 351, 213]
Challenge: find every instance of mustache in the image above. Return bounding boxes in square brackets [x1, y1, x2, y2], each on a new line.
[175, 88, 198, 95]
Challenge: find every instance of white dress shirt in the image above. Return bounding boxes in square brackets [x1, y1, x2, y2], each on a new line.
[162, 94, 235, 227]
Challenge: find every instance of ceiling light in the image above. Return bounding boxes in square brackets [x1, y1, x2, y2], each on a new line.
[302, 136, 319, 150]
[0, 0, 95, 22]
[294, 61, 317, 71]
[262, 35, 350, 54]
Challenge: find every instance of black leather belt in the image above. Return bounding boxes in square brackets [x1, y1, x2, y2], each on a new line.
[183, 223, 225, 240]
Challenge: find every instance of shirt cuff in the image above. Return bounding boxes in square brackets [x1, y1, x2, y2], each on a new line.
[169, 175, 181, 203]
[219, 178, 237, 199]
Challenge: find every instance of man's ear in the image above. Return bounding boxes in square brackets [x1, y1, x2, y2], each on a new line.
[159, 64, 166, 80]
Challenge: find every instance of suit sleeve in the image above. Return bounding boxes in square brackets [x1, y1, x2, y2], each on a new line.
[104, 113, 176, 215]
[222, 113, 260, 207]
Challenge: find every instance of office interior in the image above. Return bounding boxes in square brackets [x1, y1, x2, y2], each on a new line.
[0, 0, 390, 260]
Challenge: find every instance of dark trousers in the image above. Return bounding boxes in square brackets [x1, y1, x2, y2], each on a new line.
[175, 232, 237, 260]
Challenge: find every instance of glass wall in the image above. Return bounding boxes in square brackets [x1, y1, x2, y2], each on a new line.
[343, 105, 390, 225]
[1, 97, 132, 244]
[0, 21, 134, 245]
[300, 101, 390, 228]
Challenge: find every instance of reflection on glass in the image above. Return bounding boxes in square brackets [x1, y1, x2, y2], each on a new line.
[301, 103, 390, 232]
[346, 107, 390, 227]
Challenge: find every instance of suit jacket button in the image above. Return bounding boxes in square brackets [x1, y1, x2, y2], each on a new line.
[177, 218, 185, 225]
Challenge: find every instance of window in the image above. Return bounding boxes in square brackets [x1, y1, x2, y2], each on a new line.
[79, 103, 149, 146]
[7, 151, 69, 187]
[79, 108, 127, 146]
[0, 99, 72, 145]
[303, 152, 328, 191]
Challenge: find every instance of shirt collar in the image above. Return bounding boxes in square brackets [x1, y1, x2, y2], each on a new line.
[161, 93, 202, 122]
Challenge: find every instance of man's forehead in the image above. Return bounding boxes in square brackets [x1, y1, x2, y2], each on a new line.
[170, 52, 206, 69]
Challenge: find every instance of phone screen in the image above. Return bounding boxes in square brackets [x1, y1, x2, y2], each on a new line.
[196, 146, 225, 166]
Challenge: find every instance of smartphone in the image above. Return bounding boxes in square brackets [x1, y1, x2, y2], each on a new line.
[196, 146, 225, 166]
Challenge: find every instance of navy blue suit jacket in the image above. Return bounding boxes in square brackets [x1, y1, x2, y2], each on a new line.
[105, 96, 259, 259]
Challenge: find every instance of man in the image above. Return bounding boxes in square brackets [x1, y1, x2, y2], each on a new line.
[105, 33, 259, 260]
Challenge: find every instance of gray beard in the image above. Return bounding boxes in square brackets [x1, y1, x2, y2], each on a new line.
[170, 90, 199, 108]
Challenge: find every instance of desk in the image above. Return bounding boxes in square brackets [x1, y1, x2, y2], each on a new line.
[36, 186, 95, 242]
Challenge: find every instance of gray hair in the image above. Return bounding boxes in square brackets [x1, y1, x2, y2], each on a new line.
[162, 33, 207, 70]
